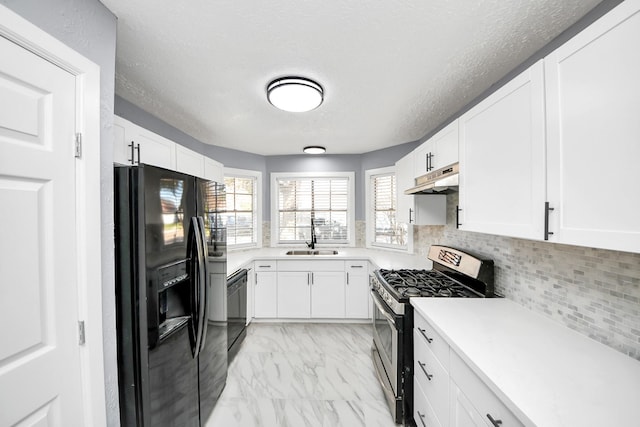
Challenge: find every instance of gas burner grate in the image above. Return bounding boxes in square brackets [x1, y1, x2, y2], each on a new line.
[377, 269, 480, 299]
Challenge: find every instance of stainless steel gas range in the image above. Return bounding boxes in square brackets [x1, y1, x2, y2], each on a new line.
[370, 245, 495, 425]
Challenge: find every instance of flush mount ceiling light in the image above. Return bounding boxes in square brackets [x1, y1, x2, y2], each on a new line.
[303, 146, 326, 154]
[267, 77, 324, 112]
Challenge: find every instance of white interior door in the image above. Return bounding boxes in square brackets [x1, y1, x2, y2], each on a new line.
[0, 35, 83, 426]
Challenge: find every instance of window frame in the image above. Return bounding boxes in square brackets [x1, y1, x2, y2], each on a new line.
[365, 166, 410, 252]
[223, 167, 262, 250]
[270, 171, 356, 247]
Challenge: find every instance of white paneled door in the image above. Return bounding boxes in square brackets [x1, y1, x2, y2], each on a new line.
[0, 35, 84, 426]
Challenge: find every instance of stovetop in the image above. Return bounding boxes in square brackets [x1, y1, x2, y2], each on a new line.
[374, 268, 483, 302]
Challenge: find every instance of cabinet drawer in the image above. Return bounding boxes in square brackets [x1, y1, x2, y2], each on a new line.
[414, 329, 448, 426]
[277, 260, 345, 271]
[254, 261, 276, 271]
[414, 312, 449, 370]
[413, 376, 443, 427]
[450, 351, 524, 427]
[345, 260, 367, 270]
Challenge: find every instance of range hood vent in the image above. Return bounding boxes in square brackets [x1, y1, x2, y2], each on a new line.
[405, 163, 459, 195]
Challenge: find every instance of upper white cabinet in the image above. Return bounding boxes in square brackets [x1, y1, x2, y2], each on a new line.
[414, 120, 459, 178]
[458, 60, 546, 240]
[113, 115, 225, 183]
[396, 153, 447, 226]
[113, 115, 176, 170]
[544, 0, 640, 253]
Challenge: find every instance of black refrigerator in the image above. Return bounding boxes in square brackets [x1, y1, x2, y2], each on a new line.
[114, 164, 228, 427]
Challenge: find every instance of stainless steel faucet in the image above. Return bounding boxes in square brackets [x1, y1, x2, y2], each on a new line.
[306, 218, 317, 249]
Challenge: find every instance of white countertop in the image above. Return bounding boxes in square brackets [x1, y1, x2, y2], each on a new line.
[227, 247, 432, 274]
[410, 298, 640, 427]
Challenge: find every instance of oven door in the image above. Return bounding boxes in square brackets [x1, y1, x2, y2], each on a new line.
[371, 289, 402, 422]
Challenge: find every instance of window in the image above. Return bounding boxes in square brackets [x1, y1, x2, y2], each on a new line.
[272, 172, 355, 246]
[366, 167, 408, 250]
[223, 169, 261, 248]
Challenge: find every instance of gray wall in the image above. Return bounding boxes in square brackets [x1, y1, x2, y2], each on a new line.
[0, 0, 120, 424]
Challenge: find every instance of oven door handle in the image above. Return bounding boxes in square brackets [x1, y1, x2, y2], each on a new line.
[371, 291, 398, 326]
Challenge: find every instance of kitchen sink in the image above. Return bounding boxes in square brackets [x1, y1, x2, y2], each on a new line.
[285, 249, 339, 255]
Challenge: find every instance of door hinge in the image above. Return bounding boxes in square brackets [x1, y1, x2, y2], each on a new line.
[78, 320, 86, 345]
[75, 133, 82, 159]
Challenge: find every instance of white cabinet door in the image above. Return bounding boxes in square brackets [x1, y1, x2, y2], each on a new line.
[345, 261, 370, 319]
[545, 0, 640, 254]
[311, 271, 345, 318]
[415, 120, 459, 177]
[254, 271, 277, 318]
[114, 116, 176, 170]
[396, 152, 415, 225]
[450, 383, 486, 427]
[277, 271, 311, 318]
[113, 118, 130, 165]
[205, 157, 224, 183]
[175, 144, 204, 178]
[459, 60, 546, 240]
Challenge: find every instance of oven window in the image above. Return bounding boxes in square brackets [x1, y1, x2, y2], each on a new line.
[374, 302, 394, 362]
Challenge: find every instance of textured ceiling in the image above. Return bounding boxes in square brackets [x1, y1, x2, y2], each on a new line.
[101, 0, 602, 156]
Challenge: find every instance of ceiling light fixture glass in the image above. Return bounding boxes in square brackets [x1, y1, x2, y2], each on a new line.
[303, 146, 326, 154]
[267, 77, 323, 112]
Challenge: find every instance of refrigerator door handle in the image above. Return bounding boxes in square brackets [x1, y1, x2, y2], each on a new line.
[196, 216, 209, 352]
[189, 217, 205, 358]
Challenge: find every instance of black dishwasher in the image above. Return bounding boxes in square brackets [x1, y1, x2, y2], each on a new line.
[227, 269, 247, 362]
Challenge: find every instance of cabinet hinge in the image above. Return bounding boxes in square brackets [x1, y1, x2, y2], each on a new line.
[78, 320, 86, 345]
[75, 133, 82, 159]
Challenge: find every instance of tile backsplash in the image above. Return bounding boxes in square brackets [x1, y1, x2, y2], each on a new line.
[414, 192, 640, 361]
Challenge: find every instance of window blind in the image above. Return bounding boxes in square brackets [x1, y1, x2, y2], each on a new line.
[223, 176, 256, 246]
[277, 176, 349, 243]
[372, 173, 406, 247]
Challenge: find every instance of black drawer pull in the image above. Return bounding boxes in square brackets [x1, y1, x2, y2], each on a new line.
[418, 327, 433, 343]
[416, 411, 427, 427]
[417, 361, 433, 381]
[487, 413, 503, 426]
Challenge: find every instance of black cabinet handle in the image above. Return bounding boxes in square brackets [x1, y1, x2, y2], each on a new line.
[128, 141, 135, 164]
[487, 413, 503, 426]
[409, 208, 414, 224]
[135, 143, 141, 164]
[418, 327, 433, 343]
[456, 205, 462, 229]
[416, 411, 427, 427]
[417, 361, 433, 381]
[544, 201, 554, 240]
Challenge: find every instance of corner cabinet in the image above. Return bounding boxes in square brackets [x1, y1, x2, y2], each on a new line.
[253, 261, 277, 318]
[345, 261, 370, 319]
[396, 153, 447, 226]
[544, 0, 640, 253]
[458, 60, 546, 240]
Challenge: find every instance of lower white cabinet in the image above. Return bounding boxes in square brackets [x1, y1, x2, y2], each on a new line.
[252, 258, 371, 320]
[345, 261, 370, 319]
[277, 271, 311, 318]
[311, 271, 345, 318]
[253, 261, 277, 318]
[414, 311, 523, 427]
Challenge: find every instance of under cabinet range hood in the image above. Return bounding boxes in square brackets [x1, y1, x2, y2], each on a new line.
[405, 163, 459, 194]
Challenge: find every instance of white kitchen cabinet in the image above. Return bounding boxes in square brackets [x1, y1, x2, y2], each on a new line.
[175, 144, 204, 178]
[414, 378, 443, 427]
[204, 157, 224, 183]
[450, 352, 523, 427]
[458, 60, 546, 240]
[277, 271, 311, 318]
[544, 0, 640, 254]
[253, 261, 277, 318]
[311, 271, 345, 318]
[114, 115, 176, 170]
[246, 266, 254, 325]
[414, 120, 459, 178]
[345, 261, 370, 319]
[396, 153, 447, 226]
[450, 384, 487, 427]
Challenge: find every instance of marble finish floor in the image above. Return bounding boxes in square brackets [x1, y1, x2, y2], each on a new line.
[205, 323, 400, 427]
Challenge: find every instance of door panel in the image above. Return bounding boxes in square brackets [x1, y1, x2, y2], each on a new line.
[0, 36, 82, 426]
